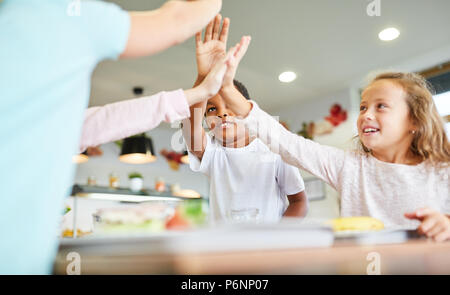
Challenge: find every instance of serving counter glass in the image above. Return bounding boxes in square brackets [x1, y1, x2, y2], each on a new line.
[55, 185, 450, 275]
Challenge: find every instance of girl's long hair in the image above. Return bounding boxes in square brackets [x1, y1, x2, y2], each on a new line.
[358, 72, 450, 167]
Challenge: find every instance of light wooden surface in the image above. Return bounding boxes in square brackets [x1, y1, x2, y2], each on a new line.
[54, 238, 450, 275]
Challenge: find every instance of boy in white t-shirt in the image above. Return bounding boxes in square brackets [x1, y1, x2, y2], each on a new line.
[182, 15, 307, 224]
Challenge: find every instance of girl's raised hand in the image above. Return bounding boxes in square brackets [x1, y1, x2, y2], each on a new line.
[196, 14, 230, 78]
[405, 207, 450, 242]
[222, 35, 251, 87]
[196, 43, 240, 100]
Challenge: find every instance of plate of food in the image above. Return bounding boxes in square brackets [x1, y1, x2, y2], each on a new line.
[329, 216, 424, 244]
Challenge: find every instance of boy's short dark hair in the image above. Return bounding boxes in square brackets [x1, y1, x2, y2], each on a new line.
[233, 79, 250, 100]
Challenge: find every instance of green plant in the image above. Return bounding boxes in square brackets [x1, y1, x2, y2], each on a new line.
[297, 121, 314, 140]
[114, 140, 123, 149]
[181, 199, 207, 226]
[63, 206, 71, 215]
[128, 172, 143, 179]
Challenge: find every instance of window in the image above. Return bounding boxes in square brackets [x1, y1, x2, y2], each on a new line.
[422, 62, 450, 139]
[432, 91, 450, 138]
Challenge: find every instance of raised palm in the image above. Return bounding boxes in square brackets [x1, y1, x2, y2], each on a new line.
[222, 36, 251, 87]
[196, 14, 230, 78]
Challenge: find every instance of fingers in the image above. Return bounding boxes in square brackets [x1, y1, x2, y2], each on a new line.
[417, 213, 450, 242]
[226, 36, 251, 68]
[212, 14, 222, 40]
[208, 44, 236, 76]
[195, 31, 202, 47]
[404, 207, 435, 221]
[404, 212, 417, 219]
[427, 223, 444, 237]
[207, 44, 236, 74]
[203, 38, 249, 86]
[225, 43, 239, 62]
[435, 230, 450, 242]
[418, 216, 437, 235]
[203, 15, 230, 43]
[415, 207, 436, 218]
[234, 36, 251, 61]
[425, 223, 450, 242]
[204, 17, 215, 42]
[406, 208, 450, 242]
[219, 17, 230, 44]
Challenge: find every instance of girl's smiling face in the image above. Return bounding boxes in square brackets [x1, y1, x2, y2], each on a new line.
[358, 79, 416, 156]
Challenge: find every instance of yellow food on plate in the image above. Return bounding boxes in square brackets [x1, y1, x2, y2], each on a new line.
[62, 229, 92, 238]
[329, 217, 384, 232]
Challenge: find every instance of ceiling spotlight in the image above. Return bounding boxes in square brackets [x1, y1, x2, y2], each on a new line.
[378, 28, 400, 41]
[278, 71, 297, 83]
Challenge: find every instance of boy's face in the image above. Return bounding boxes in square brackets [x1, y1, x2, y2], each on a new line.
[205, 94, 248, 145]
[358, 80, 415, 154]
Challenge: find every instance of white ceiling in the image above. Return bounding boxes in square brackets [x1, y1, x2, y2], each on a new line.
[90, 0, 450, 112]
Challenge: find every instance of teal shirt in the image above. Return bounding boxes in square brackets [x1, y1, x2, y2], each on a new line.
[0, 0, 130, 274]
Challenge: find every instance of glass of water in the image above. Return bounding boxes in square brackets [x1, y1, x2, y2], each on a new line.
[229, 208, 261, 224]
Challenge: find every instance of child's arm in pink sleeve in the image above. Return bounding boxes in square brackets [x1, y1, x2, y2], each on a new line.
[79, 89, 190, 152]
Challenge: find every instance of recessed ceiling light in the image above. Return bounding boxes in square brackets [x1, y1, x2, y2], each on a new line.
[279, 71, 297, 83]
[378, 27, 400, 41]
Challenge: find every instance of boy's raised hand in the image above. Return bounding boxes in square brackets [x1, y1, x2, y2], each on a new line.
[185, 43, 240, 106]
[405, 207, 450, 242]
[222, 35, 251, 87]
[216, 35, 252, 118]
[196, 14, 230, 78]
[196, 43, 241, 101]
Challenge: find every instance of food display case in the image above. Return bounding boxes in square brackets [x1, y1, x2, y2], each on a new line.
[62, 184, 207, 238]
[55, 184, 443, 275]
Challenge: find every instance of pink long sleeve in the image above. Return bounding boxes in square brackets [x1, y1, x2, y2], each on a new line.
[79, 89, 190, 152]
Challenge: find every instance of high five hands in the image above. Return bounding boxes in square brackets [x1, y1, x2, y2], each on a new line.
[222, 35, 251, 88]
[194, 14, 251, 101]
[197, 42, 243, 100]
[196, 14, 230, 80]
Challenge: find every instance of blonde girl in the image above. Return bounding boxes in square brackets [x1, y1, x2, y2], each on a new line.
[219, 43, 450, 242]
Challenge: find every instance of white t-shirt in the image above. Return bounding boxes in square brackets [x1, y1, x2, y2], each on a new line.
[188, 134, 305, 224]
